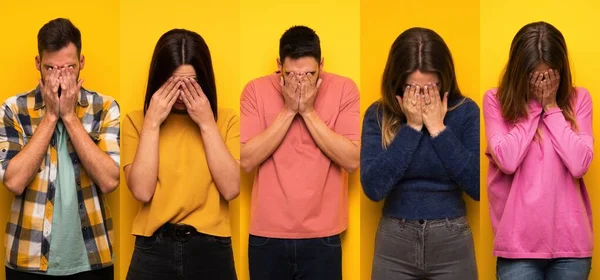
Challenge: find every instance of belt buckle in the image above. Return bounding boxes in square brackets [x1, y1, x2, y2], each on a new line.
[173, 224, 193, 242]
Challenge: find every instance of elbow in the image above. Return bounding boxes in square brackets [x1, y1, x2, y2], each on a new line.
[128, 184, 153, 204]
[570, 166, 590, 179]
[3, 179, 25, 196]
[343, 159, 360, 174]
[240, 158, 256, 174]
[222, 188, 240, 201]
[496, 162, 517, 175]
[363, 187, 386, 202]
[98, 178, 119, 194]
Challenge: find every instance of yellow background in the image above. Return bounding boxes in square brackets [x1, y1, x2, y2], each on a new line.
[119, 0, 241, 279]
[239, 0, 361, 279]
[0, 0, 121, 278]
[360, 0, 481, 279]
[480, 1, 600, 278]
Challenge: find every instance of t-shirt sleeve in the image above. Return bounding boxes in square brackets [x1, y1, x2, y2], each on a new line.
[225, 112, 240, 161]
[240, 81, 262, 144]
[334, 79, 360, 141]
[121, 112, 141, 169]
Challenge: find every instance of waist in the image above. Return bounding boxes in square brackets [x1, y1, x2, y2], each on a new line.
[383, 189, 466, 219]
[154, 223, 221, 242]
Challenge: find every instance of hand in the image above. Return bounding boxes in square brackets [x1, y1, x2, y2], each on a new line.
[181, 77, 216, 130]
[298, 73, 322, 116]
[281, 73, 300, 114]
[540, 69, 559, 110]
[39, 66, 61, 121]
[58, 67, 84, 121]
[421, 83, 448, 136]
[397, 84, 423, 131]
[145, 76, 182, 127]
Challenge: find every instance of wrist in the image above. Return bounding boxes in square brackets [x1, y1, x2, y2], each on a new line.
[61, 113, 78, 124]
[143, 116, 161, 131]
[429, 125, 446, 138]
[198, 119, 218, 133]
[300, 107, 316, 118]
[407, 122, 423, 131]
[281, 107, 297, 119]
[43, 113, 59, 125]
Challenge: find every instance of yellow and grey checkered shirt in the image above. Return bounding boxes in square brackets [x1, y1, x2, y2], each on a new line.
[0, 87, 119, 271]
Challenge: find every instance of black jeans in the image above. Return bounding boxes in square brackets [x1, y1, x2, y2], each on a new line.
[126, 223, 237, 280]
[248, 234, 342, 280]
[5, 266, 113, 280]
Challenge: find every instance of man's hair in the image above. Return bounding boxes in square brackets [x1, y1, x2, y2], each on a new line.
[37, 18, 82, 57]
[279, 26, 321, 63]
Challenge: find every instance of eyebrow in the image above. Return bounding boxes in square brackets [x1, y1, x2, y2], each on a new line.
[43, 64, 77, 69]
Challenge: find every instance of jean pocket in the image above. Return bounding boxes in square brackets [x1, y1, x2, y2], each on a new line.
[321, 235, 342, 247]
[377, 216, 402, 233]
[447, 217, 472, 235]
[248, 235, 270, 247]
[134, 234, 159, 250]
[211, 236, 232, 247]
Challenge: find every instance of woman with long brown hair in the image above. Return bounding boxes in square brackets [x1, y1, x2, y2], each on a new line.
[484, 22, 593, 279]
[360, 27, 479, 279]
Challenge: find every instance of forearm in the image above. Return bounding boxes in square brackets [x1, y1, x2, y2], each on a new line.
[301, 110, 360, 172]
[125, 121, 160, 203]
[241, 108, 295, 172]
[200, 122, 240, 201]
[63, 116, 119, 193]
[4, 116, 57, 195]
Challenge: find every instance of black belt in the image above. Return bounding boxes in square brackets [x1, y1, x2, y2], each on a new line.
[159, 223, 200, 242]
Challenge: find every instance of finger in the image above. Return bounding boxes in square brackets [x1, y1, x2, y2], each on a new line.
[544, 72, 550, 91]
[423, 85, 431, 104]
[443, 92, 449, 108]
[162, 77, 180, 96]
[158, 76, 174, 95]
[535, 72, 543, 89]
[416, 92, 423, 110]
[181, 88, 192, 108]
[168, 89, 180, 108]
[167, 81, 182, 101]
[190, 79, 206, 99]
[181, 79, 196, 102]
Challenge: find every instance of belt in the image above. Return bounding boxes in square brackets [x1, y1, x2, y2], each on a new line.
[159, 223, 199, 242]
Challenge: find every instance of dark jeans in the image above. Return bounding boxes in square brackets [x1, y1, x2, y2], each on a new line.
[126, 223, 237, 280]
[496, 257, 592, 280]
[248, 234, 342, 280]
[372, 216, 477, 280]
[6, 266, 113, 280]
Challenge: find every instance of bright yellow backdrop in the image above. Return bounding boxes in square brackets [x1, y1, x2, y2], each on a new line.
[360, 0, 481, 279]
[480, 1, 600, 278]
[119, 0, 241, 279]
[0, 1, 120, 279]
[239, 0, 361, 279]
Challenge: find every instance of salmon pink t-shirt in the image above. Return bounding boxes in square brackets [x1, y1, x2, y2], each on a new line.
[240, 72, 360, 238]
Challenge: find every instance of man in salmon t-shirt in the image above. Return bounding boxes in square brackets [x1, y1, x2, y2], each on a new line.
[240, 26, 360, 279]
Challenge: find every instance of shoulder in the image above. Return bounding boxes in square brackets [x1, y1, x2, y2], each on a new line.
[321, 72, 358, 90]
[217, 107, 238, 121]
[573, 87, 592, 106]
[364, 101, 383, 121]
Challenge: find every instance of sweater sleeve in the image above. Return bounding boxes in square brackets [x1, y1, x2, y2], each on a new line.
[360, 103, 423, 202]
[543, 89, 594, 178]
[429, 100, 480, 201]
[483, 90, 542, 174]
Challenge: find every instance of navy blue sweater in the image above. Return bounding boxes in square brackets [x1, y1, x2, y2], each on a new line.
[360, 99, 480, 220]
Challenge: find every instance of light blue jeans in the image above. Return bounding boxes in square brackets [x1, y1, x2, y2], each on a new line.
[496, 257, 591, 280]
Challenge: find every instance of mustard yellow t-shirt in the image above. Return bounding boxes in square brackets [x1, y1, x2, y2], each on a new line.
[122, 108, 240, 237]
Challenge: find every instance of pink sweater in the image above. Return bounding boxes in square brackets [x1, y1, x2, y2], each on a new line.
[484, 87, 594, 259]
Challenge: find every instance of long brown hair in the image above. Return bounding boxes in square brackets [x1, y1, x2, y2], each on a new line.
[379, 27, 465, 147]
[498, 22, 576, 128]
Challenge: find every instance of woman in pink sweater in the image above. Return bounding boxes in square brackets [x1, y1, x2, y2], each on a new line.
[484, 21, 594, 279]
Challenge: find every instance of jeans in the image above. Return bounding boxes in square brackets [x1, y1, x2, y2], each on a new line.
[496, 257, 591, 280]
[126, 223, 237, 280]
[5, 266, 113, 280]
[372, 216, 477, 280]
[248, 234, 342, 280]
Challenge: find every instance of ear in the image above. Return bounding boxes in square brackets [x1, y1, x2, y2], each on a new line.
[319, 57, 324, 71]
[35, 55, 41, 72]
[277, 58, 282, 73]
[79, 54, 85, 70]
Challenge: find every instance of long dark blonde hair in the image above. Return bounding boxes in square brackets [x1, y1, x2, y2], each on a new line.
[498, 22, 576, 129]
[379, 27, 465, 147]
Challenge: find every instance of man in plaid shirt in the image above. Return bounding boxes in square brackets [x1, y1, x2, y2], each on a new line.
[0, 18, 119, 279]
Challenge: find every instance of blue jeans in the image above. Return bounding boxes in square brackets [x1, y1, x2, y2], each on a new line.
[496, 257, 591, 280]
[248, 234, 342, 280]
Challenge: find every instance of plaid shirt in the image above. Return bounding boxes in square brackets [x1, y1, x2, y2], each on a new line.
[0, 87, 120, 271]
